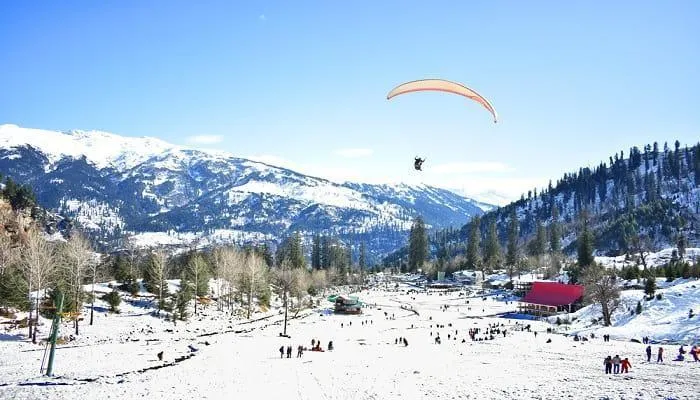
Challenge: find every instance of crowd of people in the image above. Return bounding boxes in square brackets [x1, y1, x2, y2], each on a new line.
[279, 338, 334, 359]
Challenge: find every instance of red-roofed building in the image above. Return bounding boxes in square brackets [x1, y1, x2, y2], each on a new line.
[518, 281, 585, 316]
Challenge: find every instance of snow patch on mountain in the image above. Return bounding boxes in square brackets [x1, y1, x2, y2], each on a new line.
[60, 199, 125, 233]
[0, 124, 176, 170]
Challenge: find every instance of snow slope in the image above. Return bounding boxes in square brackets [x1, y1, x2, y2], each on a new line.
[563, 279, 700, 344]
[596, 248, 700, 269]
[1, 282, 698, 400]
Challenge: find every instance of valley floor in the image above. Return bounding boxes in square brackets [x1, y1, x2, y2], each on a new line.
[1, 286, 698, 400]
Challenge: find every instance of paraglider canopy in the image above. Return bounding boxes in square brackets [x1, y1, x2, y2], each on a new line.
[387, 78, 498, 123]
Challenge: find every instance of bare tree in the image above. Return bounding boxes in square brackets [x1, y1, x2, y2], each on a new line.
[582, 265, 621, 326]
[541, 253, 562, 280]
[20, 226, 56, 343]
[292, 268, 310, 316]
[212, 246, 245, 313]
[239, 252, 269, 319]
[88, 254, 103, 325]
[147, 250, 169, 316]
[630, 233, 651, 272]
[273, 260, 299, 336]
[186, 252, 208, 316]
[310, 269, 328, 296]
[61, 232, 94, 335]
[123, 234, 141, 280]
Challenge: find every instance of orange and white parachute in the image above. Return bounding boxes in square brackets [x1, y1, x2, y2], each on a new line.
[386, 79, 498, 123]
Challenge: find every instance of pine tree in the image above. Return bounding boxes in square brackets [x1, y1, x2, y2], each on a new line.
[320, 236, 330, 269]
[358, 242, 366, 271]
[465, 216, 481, 270]
[549, 204, 561, 253]
[506, 208, 519, 267]
[644, 275, 657, 298]
[0, 265, 29, 311]
[529, 221, 546, 257]
[408, 216, 428, 272]
[483, 220, 501, 273]
[184, 252, 210, 315]
[576, 211, 595, 268]
[665, 263, 675, 282]
[311, 234, 321, 269]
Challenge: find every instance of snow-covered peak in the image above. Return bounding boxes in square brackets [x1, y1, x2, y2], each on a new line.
[0, 124, 178, 170]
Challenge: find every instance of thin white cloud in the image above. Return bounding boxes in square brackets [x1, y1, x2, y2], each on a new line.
[245, 154, 538, 205]
[436, 175, 547, 205]
[333, 148, 374, 158]
[186, 135, 224, 145]
[430, 161, 513, 174]
[259, 14, 266, 21]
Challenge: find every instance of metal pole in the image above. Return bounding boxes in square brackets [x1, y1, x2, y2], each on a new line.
[46, 291, 64, 377]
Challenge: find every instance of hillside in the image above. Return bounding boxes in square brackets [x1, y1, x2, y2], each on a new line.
[562, 279, 700, 343]
[0, 124, 489, 260]
[387, 141, 700, 268]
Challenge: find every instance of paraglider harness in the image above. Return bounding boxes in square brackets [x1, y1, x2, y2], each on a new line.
[414, 157, 425, 171]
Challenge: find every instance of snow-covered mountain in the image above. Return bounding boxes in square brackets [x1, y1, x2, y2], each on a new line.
[0, 124, 490, 259]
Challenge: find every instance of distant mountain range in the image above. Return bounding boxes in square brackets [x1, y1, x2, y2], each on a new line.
[0, 124, 492, 261]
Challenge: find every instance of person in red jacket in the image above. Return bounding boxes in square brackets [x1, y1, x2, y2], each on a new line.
[621, 358, 631, 373]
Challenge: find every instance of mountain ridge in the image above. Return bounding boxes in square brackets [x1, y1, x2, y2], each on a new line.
[0, 124, 491, 260]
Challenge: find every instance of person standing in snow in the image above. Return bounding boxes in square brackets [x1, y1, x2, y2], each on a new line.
[279, 346, 285, 359]
[604, 356, 613, 374]
[287, 345, 292, 358]
[620, 358, 631, 373]
[646, 345, 652, 362]
[657, 347, 664, 363]
[612, 355, 621, 374]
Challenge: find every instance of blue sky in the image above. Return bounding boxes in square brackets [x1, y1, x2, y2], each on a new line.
[1, 1, 698, 204]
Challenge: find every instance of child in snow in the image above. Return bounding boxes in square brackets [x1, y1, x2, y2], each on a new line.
[620, 358, 631, 373]
[646, 345, 652, 362]
[657, 347, 664, 363]
[604, 356, 613, 374]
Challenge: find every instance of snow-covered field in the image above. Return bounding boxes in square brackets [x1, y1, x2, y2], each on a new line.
[1, 282, 698, 400]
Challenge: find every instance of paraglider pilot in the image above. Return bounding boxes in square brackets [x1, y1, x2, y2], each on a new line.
[414, 157, 425, 171]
